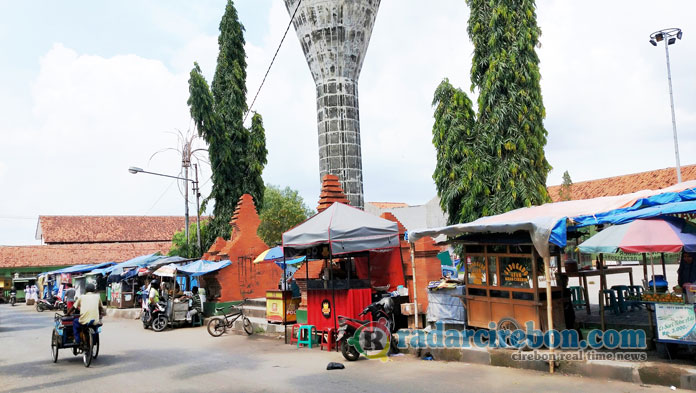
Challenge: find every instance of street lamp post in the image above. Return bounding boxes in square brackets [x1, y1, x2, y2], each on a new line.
[649, 28, 683, 183]
[128, 166, 202, 253]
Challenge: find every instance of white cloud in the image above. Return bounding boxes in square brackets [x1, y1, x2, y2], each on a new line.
[2, 1, 696, 245]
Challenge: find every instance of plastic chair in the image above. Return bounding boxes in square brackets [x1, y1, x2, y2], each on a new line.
[627, 285, 644, 310]
[601, 289, 620, 315]
[289, 324, 301, 345]
[611, 285, 630, 313]
[319, 328, 336, 351]
[568, 286, 586, 310]
[297, 325, 316, 348]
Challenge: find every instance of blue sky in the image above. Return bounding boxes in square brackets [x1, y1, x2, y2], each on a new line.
[1, 1, 695, 245]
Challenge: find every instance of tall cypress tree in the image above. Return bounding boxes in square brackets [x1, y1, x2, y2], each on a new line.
[187, 0, 267, 248]
[433, 0, 551, 225]
[469, 0, 551, 212]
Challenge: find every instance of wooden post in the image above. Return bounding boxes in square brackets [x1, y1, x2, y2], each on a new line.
[543, 255, 554, 374]
[409, 242, 419, 329]
[642, 253, 648, 285]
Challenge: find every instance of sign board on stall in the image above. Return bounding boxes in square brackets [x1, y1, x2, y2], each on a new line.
[655, 304, 696, 343]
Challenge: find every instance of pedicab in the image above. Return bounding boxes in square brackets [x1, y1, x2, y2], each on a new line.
[50, 313, 102, 367]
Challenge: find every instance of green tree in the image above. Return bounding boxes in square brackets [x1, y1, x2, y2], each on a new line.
[559, 170, 573, 201]
[433, 0, 551, 225]
[431, 79, 484, 225]
[168, 220, 210, 259]
[187, 0, 268, 249]
[258, 185, 314, 246]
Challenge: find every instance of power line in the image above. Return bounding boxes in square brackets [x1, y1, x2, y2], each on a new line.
[243, 0, 302, 123]
[144, 179, 177, 215]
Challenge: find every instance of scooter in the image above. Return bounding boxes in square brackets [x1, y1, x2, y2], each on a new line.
[141, 301, 168, 332]
[9, 292, 17, 306]
[37, 297, 66, 313]
[337, 297, 397, 361]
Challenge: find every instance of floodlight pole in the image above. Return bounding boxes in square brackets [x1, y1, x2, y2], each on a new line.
[663, 36, 681, 183]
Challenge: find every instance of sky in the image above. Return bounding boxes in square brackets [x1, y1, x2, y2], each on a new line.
[1, 1, 695, 245]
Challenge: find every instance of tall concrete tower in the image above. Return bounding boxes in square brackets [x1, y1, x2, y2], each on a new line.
[284, 0, 380, 210]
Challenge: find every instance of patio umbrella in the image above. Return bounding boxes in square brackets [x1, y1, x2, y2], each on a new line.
[578, 216, 696, 292]
[578, 216, 696, 254]
[253, 246, 284, 263]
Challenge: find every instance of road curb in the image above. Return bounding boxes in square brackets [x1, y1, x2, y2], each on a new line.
[400, 343, 696, 390]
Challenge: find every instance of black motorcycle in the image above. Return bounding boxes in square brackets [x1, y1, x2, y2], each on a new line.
[9, 292, 17, 306]
[37, 297, 66, 313]
[337, 297, 398, 361]
[141, 301, 168, 332]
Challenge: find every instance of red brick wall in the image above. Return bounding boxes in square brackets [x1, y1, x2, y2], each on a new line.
[204, 194, 281, 302]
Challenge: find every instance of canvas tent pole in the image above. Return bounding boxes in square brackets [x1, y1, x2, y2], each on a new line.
[642, 253, 648, 284]
[409, 242, 419, 329]
[330, 250, 337, 334]
[543, 255, 554, 374]
[650, 254, 657, 293]
[660, 253, 667, 277]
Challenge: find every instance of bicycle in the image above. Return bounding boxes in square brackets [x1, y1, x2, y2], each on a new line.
[206, 299, 253, 337]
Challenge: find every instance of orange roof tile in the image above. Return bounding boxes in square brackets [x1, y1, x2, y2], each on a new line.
[547, 165, 696, 202]
[0, 242, 172, 268]
[317, 174, 350, 212]
[37, 216, 208, 244]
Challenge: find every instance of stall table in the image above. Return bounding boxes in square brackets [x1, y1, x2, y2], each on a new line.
[566, 267, 634, 315]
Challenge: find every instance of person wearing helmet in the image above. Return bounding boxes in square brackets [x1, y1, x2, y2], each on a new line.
[69, 283, 105, 345]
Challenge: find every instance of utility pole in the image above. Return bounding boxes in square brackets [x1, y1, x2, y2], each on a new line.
[182, 142, 191, 244]
[193, 163, 202, 252]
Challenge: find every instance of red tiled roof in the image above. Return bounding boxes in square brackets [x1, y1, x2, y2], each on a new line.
[368, 202, 409, 209]
[36, 216, 203, 244]
[317, 174, 350, 212]
[547, 165, 696, 202]
[0, 242, 171, 268]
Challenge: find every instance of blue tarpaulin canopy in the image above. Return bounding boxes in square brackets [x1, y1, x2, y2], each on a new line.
[44, 262, 116, 275]
[105, 253, 164, 276]
[408, 180, 696, 258]
[176, 260, 231, 276]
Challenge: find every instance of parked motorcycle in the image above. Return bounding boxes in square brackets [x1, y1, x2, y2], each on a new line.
[337, 297, 397, 361]
[36, 297, 66, 313]
[141, 301, 168, 332]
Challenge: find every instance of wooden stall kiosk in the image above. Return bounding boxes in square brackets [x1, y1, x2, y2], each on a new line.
[460, 235, 566, 332]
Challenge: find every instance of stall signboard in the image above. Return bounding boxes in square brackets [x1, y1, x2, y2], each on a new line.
[467, 258, 486, 285]
[655, 304, 696, 343]
[502, 263, 529, 284]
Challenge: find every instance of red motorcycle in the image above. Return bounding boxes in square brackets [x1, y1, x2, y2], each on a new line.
[337, 297, 397, 361]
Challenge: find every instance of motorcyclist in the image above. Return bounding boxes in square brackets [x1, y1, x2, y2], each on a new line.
[148, 280, 161, 314]
[69, 283, 105, 345]
[9, 286, 17, 305]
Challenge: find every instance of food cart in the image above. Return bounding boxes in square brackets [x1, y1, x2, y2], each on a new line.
[282, 203, 404, 336]
[459, 236, 566, 332]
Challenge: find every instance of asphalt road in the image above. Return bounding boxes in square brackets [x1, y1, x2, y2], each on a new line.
[0, 304, 679, 393]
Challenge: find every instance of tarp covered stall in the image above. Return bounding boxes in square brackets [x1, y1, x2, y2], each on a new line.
[426, 286, 466, 324]
[176, 260, 231, 276]
[408, 180, 696, 259]
[282, 202, 404, 333]
[283, 202, 399, 257]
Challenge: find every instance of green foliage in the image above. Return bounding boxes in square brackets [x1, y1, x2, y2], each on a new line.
[433, 0, 551, 226]
[431, 79, 483, 225]
[187, 0, 268, 250]
[559, 170, 573, 201]
[169, 220, 210, 259]
[258, 185, 314, 246]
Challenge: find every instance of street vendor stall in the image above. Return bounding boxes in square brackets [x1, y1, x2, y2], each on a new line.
[282, 203, 403, 336]
[578, 216, 696, 353]
[407, 181, 696, 373]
